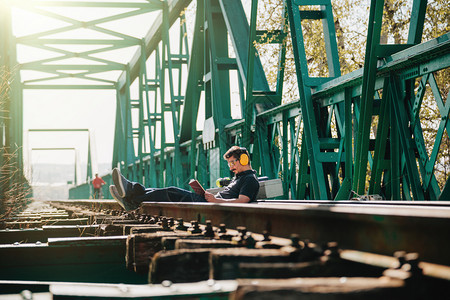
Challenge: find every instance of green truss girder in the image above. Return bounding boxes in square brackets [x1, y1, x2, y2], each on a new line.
[27, 128, 95, 184]
[1, 0, 26, 199]
[350, 0, 448, 199]
[31, 147, 78, 184]
[286, 0, 342, 199]
[2, 0, 449, 200]
[10, 0, 165, 89]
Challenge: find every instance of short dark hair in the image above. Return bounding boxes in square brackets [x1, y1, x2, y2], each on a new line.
[223, 146, 249, 160]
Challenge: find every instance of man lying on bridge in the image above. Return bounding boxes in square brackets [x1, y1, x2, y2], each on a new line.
[109, 146, 260, 211]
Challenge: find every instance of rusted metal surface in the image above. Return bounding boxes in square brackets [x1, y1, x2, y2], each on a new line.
[127, 231, 200, 274]
[1, 199, 450, 298]
[232, 277, 407, 300]
[0, 235, 146, 283]
[135, 201, 450, 265]
[340, 249, 450, 281]
[0, 280, 236, 299]
[0, 225, 100, 243]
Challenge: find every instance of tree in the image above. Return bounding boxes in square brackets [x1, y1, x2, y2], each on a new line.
[253, 0, 449, 194]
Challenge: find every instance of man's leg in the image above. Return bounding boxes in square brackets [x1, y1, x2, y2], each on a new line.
[110, 186, 206, 211]
[109, 185, 137, 210]
[110, 168, 206, 210]
[133, 186, 206, 203]
[112, 168, 134, 198]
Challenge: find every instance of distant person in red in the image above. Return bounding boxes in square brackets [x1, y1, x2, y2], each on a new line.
[92, 173, 106, 199]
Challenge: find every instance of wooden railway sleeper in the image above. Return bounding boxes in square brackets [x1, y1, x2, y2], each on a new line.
[3, 200, 448, 298]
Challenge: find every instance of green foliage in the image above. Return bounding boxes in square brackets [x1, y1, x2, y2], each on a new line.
[424, 1, 450, 42]
[253, 0, 449, 195]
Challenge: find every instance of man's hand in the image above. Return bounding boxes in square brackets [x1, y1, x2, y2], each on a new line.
[204, 191, 217, 203]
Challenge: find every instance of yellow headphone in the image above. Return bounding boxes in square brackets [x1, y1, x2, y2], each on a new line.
[239, 148, 249, 166]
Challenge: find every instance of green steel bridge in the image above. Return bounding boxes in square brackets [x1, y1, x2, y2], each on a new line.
[1, 0, 449, 201]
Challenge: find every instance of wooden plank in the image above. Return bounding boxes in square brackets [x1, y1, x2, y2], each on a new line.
[175, 239, 237, 250]
[149, 249, 211, 283]
[127, 232, 201, 274]
[232, 277, 405, 299]
[138, 202, 450, 265]
[0, 225, 100, 244]
[0, 236, 146, 284]
[210, 248, 293, 280]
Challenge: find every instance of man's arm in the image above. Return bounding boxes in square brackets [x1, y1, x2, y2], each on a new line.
[204, 191, 250, 203]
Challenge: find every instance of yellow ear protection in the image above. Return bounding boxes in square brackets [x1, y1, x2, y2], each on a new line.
[239, 148, 249, 166]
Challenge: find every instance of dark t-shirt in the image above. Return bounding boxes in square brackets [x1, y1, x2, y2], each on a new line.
[216, 170, 260, 202]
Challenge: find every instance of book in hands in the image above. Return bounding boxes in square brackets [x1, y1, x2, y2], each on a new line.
[189, 179, 205, 196]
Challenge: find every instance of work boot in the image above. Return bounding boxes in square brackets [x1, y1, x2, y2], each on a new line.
[112, 167, 130, 198]
[109, 185, 140, 211]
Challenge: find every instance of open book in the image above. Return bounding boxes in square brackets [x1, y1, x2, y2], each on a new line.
[189, 179, 206, 196]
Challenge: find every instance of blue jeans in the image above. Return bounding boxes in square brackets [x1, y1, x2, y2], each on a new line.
[125, 181, 207, 205]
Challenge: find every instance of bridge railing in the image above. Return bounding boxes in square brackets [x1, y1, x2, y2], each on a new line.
[69, 1, 449, 201]
[69, 174, 113, 200]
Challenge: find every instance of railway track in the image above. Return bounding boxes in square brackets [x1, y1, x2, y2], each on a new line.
[1, 199, 449, 299]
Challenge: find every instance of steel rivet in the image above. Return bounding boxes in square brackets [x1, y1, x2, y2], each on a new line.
[21, 290, 32, 300]
[118, 284, 128, 293]
[162, 280, 172, 287]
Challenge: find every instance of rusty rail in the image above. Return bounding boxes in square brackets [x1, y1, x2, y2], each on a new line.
[1, 199, 449, 298]
[47, 199, 450, 266]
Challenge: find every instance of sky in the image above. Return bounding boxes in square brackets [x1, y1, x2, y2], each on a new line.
[8, 0, 176, 182]
[23, 89, 116, 164]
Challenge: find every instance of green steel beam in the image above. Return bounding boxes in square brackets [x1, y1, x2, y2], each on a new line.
[19, 1, 164, 9]
[204, 0, 233, 179]
[162, 0, 182, 186]
[116, 0, 192, 92]
[20, 39, 136, 46]
[27, 129, 96, 183]
[28, 129, 89, 132]
[1, 0, 447, 201]
[0, 0, 27, 202]
[368, 78, 390, 196]
[179, 0, 204, 153]
[390, 75, 424, 199]
[352, 0, 384, 195]
[218, 0, 271, 93]
[408, 0, 428, 44]
[78, 28, 448, 199]
[7, 17, 25, 186]
[286, 0, 341, 199]
[22, 64, 125, 71]
[244, 0, 287, 180]
[22, 85, 115, 89]
[11, 0, 162, 92]
[31, 147, 79, 184]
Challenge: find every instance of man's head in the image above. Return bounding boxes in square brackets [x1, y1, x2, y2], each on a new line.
[223, 146, 251, 174]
